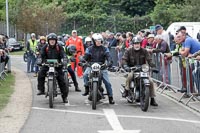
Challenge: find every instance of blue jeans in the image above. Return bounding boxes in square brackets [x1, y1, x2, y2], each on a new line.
[27, 54, 36, 72]
[83, 67, 113, 97]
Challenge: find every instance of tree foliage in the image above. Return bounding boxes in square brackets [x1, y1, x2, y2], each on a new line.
[0, 0, 199, 36]
[16, 0, 66, 35]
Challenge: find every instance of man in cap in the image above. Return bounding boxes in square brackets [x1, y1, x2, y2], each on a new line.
[26, 33, 38, 73]
[66, 30, 84, 80]
[155, 24, 170, 49]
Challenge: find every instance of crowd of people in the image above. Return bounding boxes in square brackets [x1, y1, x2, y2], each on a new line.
[0, 34, 10, 72]
[24, 23, 200, 105]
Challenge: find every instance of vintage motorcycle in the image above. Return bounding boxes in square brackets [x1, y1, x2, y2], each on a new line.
[120, 64, 153, 112]
[43, 59, 68, 108]
[80, 61, 106, 110]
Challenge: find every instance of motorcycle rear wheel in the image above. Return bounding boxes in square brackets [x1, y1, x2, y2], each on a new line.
[92, 82, 98, 110]
[140, 85, 150, 112]
[23, 52, 28, 62]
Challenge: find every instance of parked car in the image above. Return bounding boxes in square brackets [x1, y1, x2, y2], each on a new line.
[7, 38, 24, 51]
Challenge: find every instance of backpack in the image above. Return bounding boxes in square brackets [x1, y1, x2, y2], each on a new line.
[45, 44, 60, 53]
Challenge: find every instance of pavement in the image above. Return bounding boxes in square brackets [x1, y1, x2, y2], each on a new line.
[0, 65, 200, 133]
[0, 67, 32, 133]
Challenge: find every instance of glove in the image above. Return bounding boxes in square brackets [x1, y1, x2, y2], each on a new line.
[78, 62, 83, 66]
[106, 61, 113, 68]
[36, 58, 42, 66]
[123, 65, 131, 72]
[79, 56, 86, 62]
[63, 58, 68, 66]
[70, 57, 76, 62]
[125, 67, 131, 72]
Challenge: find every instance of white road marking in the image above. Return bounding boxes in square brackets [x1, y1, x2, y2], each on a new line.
[98, 109, 140, 133]
[32, 107, 200, 124]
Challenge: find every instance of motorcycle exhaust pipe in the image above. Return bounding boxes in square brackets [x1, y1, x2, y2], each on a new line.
[120, 87, 125, 94]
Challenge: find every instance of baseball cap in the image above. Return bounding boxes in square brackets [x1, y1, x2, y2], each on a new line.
[147, 34, 155, 38]
[176, 26, 186, 32]
[72, 30, 77, 33]
[31, 33, 36, 37]
[155, 24, 163, 31]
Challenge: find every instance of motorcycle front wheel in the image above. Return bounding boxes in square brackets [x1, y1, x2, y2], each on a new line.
[48, 79, 54, 108]
[140, 85, 150, 112]
[92, 82, 98, 110]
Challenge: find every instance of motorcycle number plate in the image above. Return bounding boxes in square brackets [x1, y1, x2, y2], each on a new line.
[49, 67, 55, 72]
[140, 72, 148, 77]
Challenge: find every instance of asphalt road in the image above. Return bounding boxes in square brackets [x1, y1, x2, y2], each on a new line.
[11, 55, 200, 133]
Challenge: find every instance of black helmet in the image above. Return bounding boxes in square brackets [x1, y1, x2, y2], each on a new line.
[67, 45, 76, 55]
[133, 36, 142, 44]
[57, 35, 63, 41]
[47, 33, 57, 42]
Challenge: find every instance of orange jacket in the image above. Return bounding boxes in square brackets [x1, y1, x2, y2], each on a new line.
[66, 36, 85, 55]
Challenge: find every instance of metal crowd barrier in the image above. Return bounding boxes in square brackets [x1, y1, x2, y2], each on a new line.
[109, 47, 118, 67]
[108, 46, 200, 105]
[151, 53, 200, 105]
[0, 61, 6, 85]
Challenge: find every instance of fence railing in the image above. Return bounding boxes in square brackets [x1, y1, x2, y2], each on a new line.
[0, 57, 8, 86]
[109, 47, 200, 105]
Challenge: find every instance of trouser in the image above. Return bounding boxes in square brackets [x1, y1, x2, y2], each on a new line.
[125, 71, 156, 98]
[27, 54, 36, 72]
[83, 67, 113, 97]
[67, 65, 78, 87]
[71, 53, 83, 77]
[37, 66, 68, 97]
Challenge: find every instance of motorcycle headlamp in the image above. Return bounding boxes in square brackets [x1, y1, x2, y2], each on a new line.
[91, 63, 101, 71]
[142, 64, 149, 72]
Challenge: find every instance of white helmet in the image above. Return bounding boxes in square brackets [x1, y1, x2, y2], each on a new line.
[31, 33, 36, 37]
[92, 33, 103, 41]
[85, 37, 92, 42]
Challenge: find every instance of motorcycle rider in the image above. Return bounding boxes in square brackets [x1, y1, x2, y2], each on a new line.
[81, 33, 115, 104]
[37, 33, 68, 103]
[64, 45, 81, 92]
[122, 36, 158, 106]
[34, 36, 47, 77]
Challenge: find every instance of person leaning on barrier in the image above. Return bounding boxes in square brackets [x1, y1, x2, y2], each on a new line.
[80, 33, 115, 104]
[122, 36, 158, 106]
[0, 35, 10, 69]
[36, 33, 68, 103]
[176, 31, 200, 57]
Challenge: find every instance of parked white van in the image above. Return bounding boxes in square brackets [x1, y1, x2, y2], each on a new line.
[166, 22, 200, 40]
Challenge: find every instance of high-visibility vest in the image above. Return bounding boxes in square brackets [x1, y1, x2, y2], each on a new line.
[29, 39, 37, 52]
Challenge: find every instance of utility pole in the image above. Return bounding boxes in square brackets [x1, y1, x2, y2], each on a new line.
[46, 22, 49, 35]
[6, 0, 9, 37]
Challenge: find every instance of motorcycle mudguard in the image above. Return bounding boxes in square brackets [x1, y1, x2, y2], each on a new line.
[143, 78, 150, 86]
[48, 75, 53, 80]
[92, 77, 99, 82]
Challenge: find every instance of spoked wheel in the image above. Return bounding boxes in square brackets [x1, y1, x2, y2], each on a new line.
[23, 52, 28, 62]
[64, 72, 69, 96]
[48, 79, 54, 108]
[92, 82, 98, 110]
[140, 85, 150, 112]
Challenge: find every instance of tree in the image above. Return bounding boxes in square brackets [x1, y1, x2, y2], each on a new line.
[16, 0, 66, 35]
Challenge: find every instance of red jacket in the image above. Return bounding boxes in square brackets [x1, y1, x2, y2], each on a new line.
[66, 36, 84, 55]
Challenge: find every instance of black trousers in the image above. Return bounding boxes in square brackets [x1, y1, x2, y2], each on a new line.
[37, 66, 68, 97]
[67, 65, 78, 87]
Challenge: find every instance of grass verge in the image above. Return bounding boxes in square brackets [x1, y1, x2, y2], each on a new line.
[0, 73, 15, 111]
[9, 49, 25, 56]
